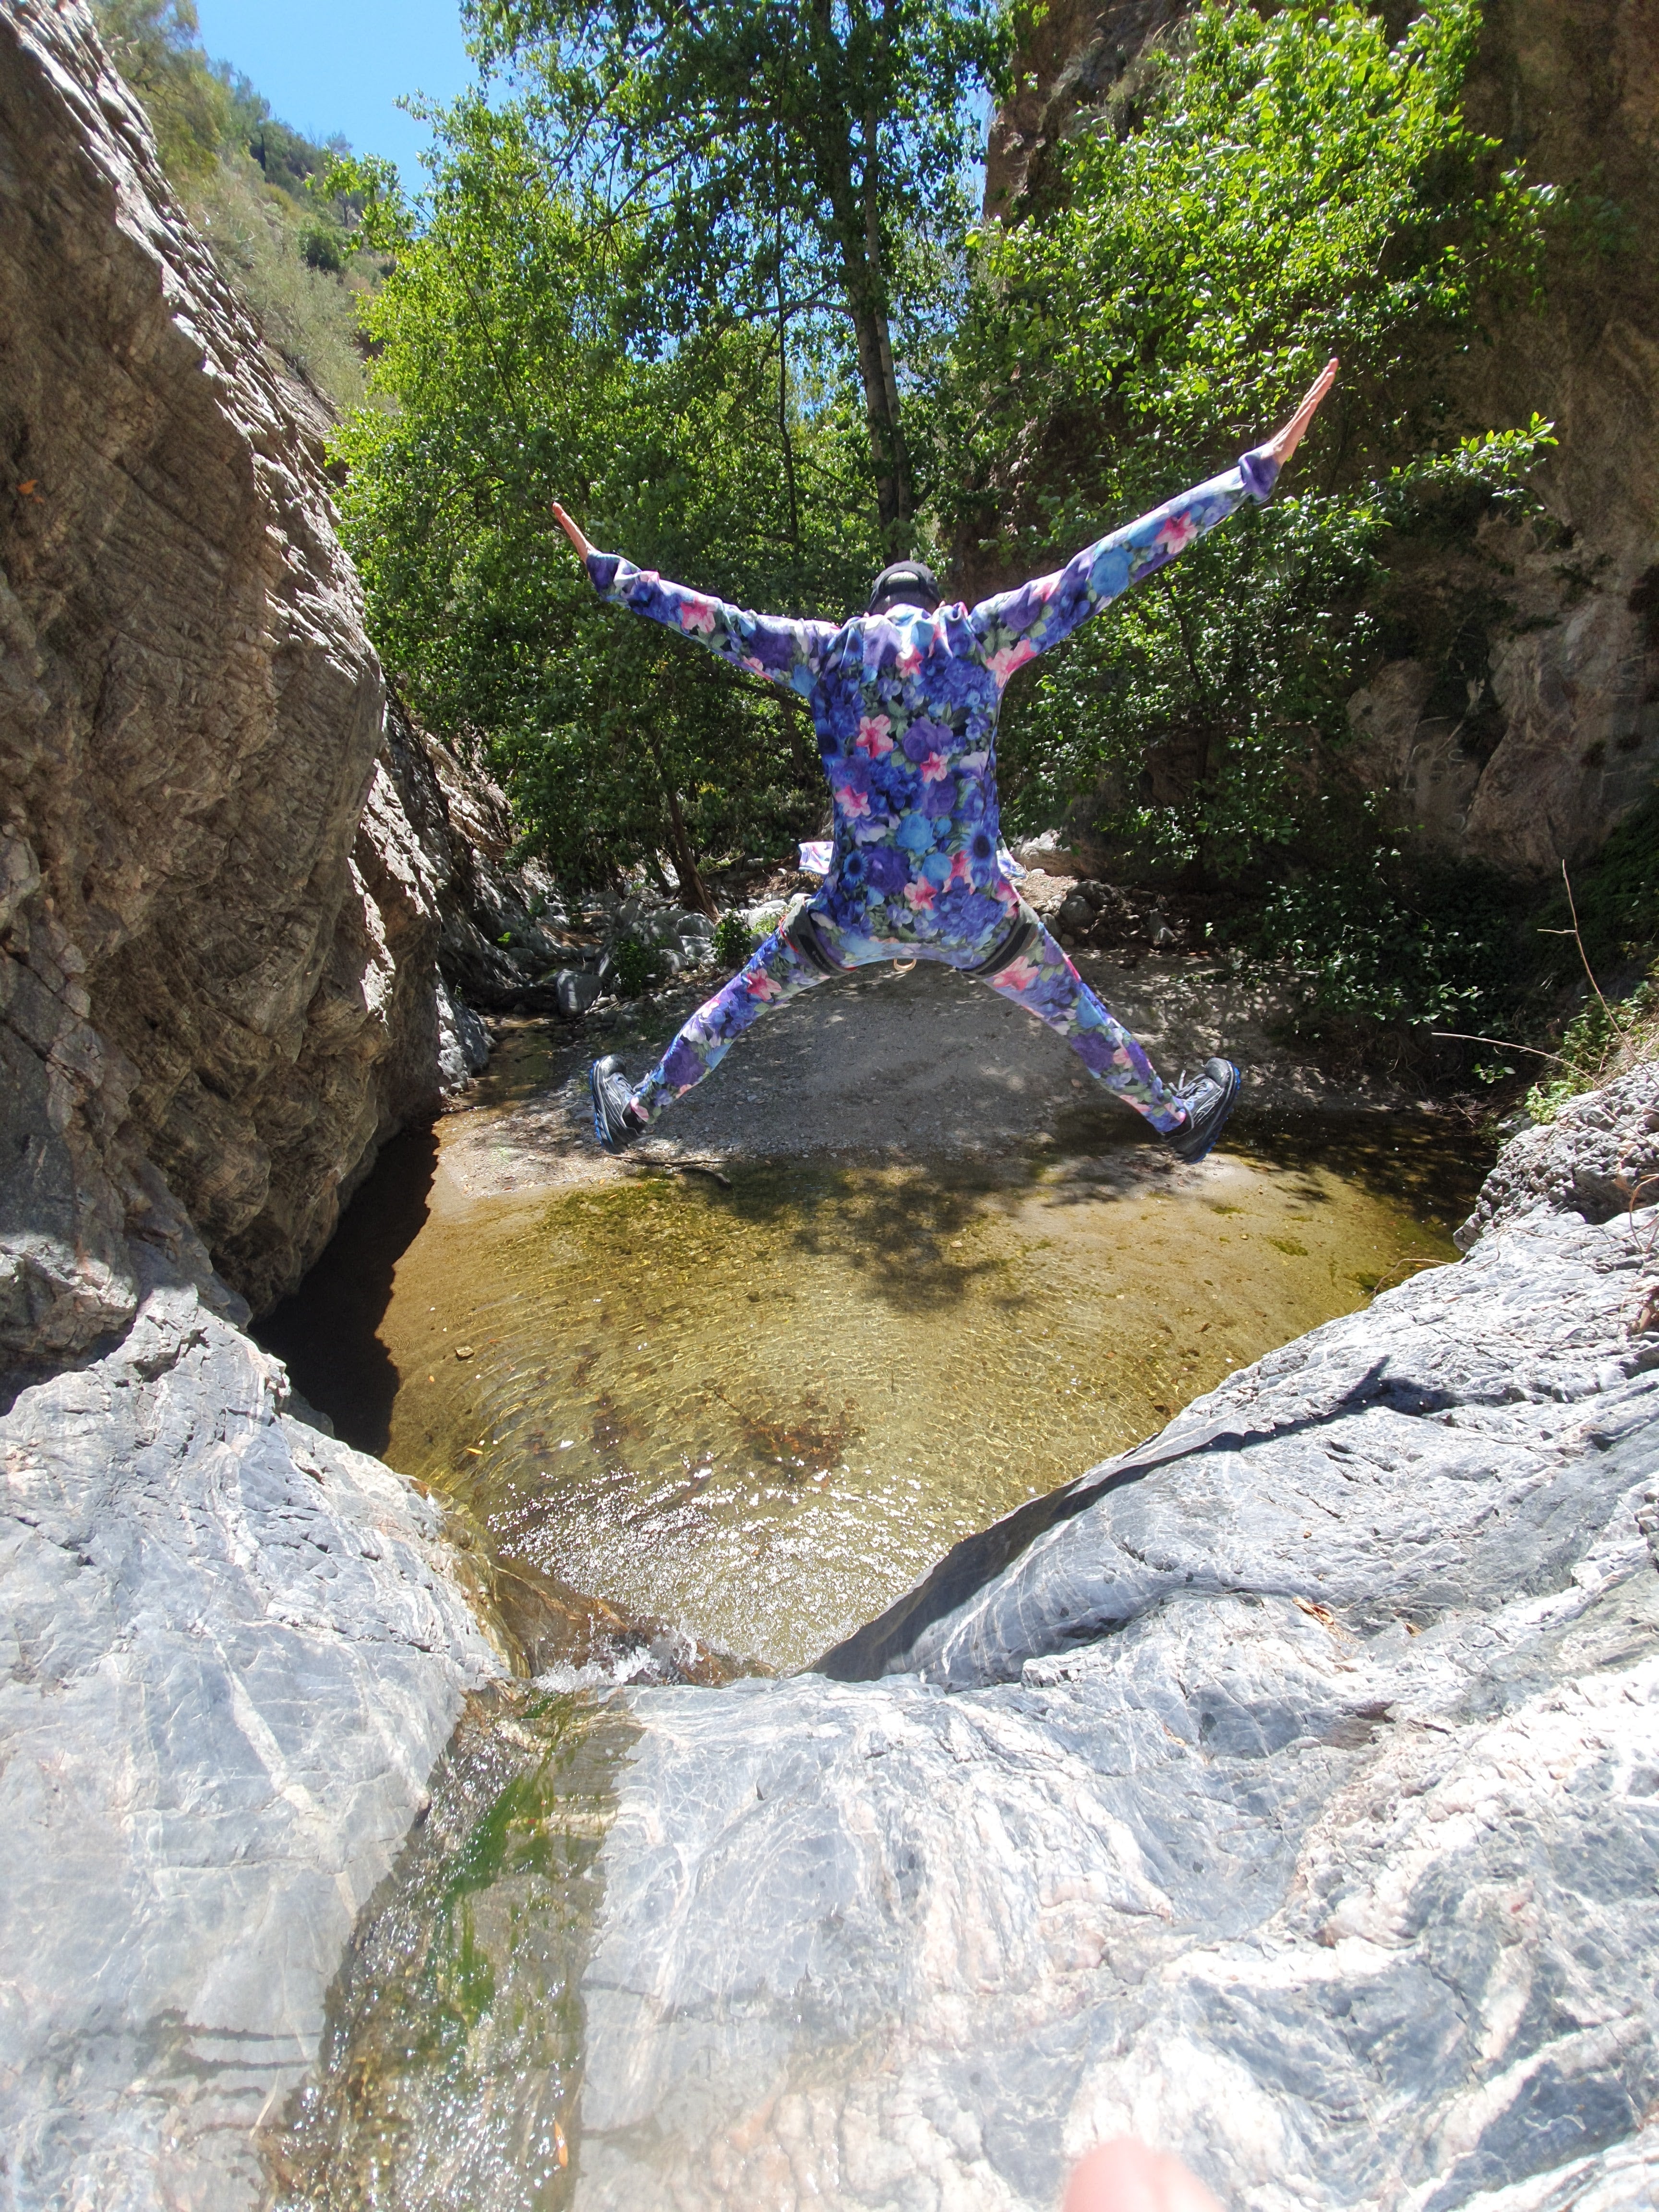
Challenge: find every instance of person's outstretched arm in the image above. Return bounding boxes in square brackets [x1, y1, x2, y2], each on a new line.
[969, 359, 1337, 682]
[551, 504, 834, 697]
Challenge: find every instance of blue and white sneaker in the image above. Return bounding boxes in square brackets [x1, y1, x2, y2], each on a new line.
[589, 1057, 645, 1153]
[1165, 1058, 1240, 1162]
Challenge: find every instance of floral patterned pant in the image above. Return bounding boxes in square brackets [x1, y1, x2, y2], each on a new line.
[628, 906, 1182, 1133]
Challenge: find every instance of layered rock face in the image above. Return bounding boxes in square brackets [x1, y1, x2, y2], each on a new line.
[564, 1070, 1659, 2210]
[1351, 0, 1659, 877]
[0, 0, 501, 1366]
[980, 0, 1659, 880]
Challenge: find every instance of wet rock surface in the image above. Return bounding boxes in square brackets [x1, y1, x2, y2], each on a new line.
[567, 1072, 1659, 2211]
[0, 1272, 502, 2211]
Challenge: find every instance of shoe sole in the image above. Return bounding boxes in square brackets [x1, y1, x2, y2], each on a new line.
[1169, 1060, 1240, 1163]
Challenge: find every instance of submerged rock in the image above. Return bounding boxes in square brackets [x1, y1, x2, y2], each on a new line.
[570, 1074, 1659, 2210]
[0, 1276, 502, 2210]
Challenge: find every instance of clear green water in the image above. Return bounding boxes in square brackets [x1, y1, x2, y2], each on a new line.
[263, 1112, 1487, 1675]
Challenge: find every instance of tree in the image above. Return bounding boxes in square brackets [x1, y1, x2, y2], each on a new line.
[330, 97, 878, 902]
[93, 0, 231, 177]
[464, 0, 1010, 553]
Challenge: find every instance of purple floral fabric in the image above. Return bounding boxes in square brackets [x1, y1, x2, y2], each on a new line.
[588, 447, 1279, 1129]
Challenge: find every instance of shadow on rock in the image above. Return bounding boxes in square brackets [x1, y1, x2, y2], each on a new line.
[255, 1126, 439, 1455]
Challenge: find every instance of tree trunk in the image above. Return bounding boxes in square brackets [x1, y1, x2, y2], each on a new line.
[645, 733, 718, 918]
[812, 2, 914, 550]
[774, 150, 802, 549]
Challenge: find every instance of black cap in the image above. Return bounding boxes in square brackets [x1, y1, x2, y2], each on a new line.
[866, 561, 941, 618]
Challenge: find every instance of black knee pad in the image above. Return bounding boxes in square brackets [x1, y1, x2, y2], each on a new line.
[779, 895, 846, 976]
[960, 903, 1044, 979]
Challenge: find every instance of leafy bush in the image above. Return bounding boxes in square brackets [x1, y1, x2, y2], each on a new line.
[1524, 974, 1659, 1123]
[1252, 850, 1531, 1036]
[713, 911, 757, 968]
[1532, 788, 1659, 979]
[612, 936, 661, 998]
[300, 222, 347, 273]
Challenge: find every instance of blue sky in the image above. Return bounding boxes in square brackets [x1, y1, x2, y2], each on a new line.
[192, 0, 475, 177]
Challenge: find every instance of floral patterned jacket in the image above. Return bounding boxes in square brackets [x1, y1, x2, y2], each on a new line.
[586, 447, 1279, 950]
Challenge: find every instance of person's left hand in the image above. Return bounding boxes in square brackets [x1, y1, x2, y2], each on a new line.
[551, 501, 593, 561]
[1268, 357, 1339, 467]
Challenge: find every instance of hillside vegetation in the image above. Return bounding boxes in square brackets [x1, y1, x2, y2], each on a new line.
[93, 0, 381, 408]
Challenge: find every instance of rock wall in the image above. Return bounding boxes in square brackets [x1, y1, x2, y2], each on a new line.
[0, 0, 509, 1367]
[1350, 0, 1659, 877]
[559, 1068, 1659, 2210]
[979, 0, 1659, 880]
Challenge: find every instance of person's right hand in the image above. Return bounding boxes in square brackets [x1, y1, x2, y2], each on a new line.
[1064, 2137, 1226, 2212]
[551, 501, 593, 561]
[1267, 357, 1339, 468]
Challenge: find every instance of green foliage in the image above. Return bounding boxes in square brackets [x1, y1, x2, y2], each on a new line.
[1524, 974, 1659, 1123]
[185, 159, 374, 401]
[94, 0, 231, 178]
[947, 0, 1558, 894]
[713, 910, 757, 968]
[1516, 798, 1659, 1118]
[92, 0, 378, 409]
[465, 0, 1010, 547]
[299, 222, 346, 273]
[612, 936, 661, 998]
[330, 95, 876, 890]
[1253, 845, 1531, 1033]
[1534, 787, 1659, 977]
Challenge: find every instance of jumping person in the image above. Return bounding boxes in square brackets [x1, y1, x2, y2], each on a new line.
[553, 360, 1338, 1158]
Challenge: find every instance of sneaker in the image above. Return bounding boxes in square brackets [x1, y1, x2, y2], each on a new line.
[589, 1056, 645, 1152]
[1164, 1058, 1240, 1163]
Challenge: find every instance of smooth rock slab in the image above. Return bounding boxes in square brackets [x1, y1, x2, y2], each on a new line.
[570, 1080, 1659, 2212]
[0, 1285, 501, 2210]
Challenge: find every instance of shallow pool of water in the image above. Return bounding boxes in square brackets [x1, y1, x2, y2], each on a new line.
[261, 1102, 1487, 1675]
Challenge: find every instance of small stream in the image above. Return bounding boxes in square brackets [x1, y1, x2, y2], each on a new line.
[255, 1035, 1490, 2206]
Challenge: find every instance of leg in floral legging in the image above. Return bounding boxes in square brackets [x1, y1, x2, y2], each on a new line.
[980, 922, 1183, 1131]
[629, 928, 832, 1123]
[626, 909, 1181, 1133]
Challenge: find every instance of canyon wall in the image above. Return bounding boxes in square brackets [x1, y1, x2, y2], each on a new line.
[982, 0, 1659, 879]
[0, 0, 517, 1369]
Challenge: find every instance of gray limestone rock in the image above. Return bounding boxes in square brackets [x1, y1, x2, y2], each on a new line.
[437, 974, 492, 1083]
[556, 968, 603, 1019]
[561, 1072, 1659, 2212]
[0, 1278, 503, 2211]
[1454, 1063, 1659, 1252]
